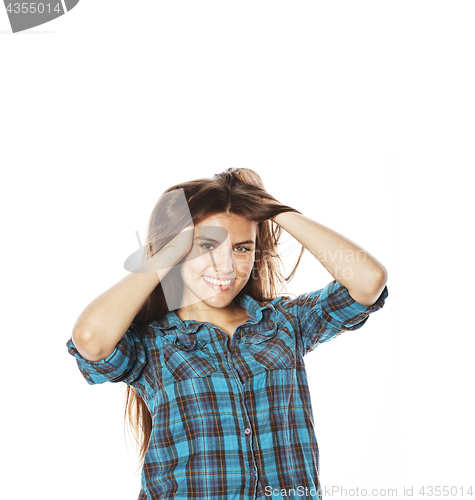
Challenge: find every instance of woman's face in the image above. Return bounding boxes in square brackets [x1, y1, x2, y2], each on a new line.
[179, 213, 257, 310]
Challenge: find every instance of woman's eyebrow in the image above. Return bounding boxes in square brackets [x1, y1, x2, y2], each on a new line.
[194, 236, 255, 245]
[194, 236, 219, 243]
[234, 240, 255, 245]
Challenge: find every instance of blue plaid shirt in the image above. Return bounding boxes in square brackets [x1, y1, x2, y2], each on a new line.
[66, 280, 388, 499]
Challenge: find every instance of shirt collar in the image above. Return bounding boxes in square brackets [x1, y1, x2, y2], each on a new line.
[153, 294, 276, 333]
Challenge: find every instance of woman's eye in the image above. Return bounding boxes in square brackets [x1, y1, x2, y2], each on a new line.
[200, 243, 215, 251]
[235, 246, 250, 253]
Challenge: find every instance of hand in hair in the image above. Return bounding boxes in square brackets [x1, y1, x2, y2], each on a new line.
[269, 211, 388, 306]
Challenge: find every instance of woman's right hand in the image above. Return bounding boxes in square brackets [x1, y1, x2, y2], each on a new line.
[162, 225, 195, 260]
[125, 225, 194, 275]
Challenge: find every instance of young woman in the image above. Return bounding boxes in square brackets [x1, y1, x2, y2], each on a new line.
[67, 168, 388, 500]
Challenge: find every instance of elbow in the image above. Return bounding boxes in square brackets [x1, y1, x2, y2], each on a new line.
[72, 325, 94, 348]
[373, 265, 388, 290]
[72, 327, 106, 362]
[349, 266, 388, 306]
[364, 266, 388, 305]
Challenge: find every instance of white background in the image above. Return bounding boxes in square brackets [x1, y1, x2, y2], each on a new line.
[1, 1, 473, 499]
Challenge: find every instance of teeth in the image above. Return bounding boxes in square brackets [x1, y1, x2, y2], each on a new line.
[203, 276, 233, 286]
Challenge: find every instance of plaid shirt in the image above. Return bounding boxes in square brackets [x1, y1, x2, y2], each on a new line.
[66, 280, 388, 499]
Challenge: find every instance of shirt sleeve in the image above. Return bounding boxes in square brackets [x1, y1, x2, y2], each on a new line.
[283, 280, 389, 356]
[66, 323, 148, 386]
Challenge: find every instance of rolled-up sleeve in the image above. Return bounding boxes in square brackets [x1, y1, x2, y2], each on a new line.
[290, 280, 388, 356]
[66, 323, 148, 386]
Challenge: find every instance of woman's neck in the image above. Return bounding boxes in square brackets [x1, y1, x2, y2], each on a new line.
[176, 299, 248, 326]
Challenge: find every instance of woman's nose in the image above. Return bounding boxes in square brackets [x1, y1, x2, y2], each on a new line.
[212, 239, 235, 275]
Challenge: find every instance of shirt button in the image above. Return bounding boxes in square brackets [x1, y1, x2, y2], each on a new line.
[251, 471, 257, 477]
[244, 428, 251, 435]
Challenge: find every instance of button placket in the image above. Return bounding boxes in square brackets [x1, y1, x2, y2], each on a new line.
[222, 331, 260, 490]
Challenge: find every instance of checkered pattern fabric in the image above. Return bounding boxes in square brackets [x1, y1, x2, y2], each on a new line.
[66, 280, 388, 499]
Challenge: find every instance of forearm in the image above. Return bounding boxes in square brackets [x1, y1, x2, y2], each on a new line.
[272, 212, 387, 306]
[72, 246, 184, 361]
[72, 271, 161, 361]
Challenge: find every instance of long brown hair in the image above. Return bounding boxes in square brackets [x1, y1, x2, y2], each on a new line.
[122, 168, 305, 473]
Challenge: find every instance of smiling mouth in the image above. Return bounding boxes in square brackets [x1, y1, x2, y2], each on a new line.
[202, 275, 235, 286]
[201, 275, 235, 292]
